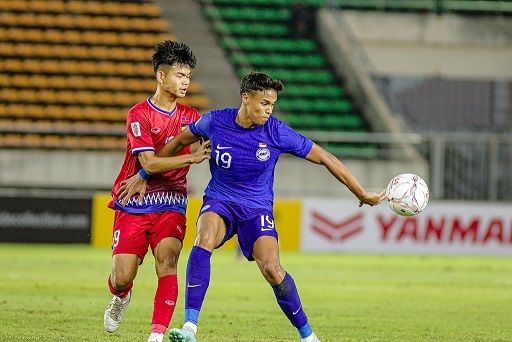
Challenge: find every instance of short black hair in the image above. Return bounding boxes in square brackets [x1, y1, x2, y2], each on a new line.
[152, 40, 197, 73]
[240, 72, 284, 95]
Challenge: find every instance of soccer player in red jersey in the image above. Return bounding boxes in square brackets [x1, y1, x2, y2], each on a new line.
[103, 41, 211, 342]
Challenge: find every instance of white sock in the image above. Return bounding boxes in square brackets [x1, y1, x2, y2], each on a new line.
[183, 321, 197, 335]
[148, 332, 163, 342]
[301, 332, 319, 342]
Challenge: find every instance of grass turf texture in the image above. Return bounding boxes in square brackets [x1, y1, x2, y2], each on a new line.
[0, 244, 511, 341]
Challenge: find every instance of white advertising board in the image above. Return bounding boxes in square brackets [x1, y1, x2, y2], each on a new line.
[301, 199, 512, 255]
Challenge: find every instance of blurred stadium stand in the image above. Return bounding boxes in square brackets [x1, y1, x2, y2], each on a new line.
[315, 1, 512, 201]
[198, 0, 379, 158]
[0, 0, 511, 201]
[198, 0, 512, 15]
[0, 0, 211, 150]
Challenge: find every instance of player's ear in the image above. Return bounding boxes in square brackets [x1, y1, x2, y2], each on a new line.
[241, 92, 249, 104]
[156, 69, 166, 84]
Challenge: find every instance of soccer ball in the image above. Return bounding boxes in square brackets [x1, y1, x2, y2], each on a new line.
[386, 173, 429, 216]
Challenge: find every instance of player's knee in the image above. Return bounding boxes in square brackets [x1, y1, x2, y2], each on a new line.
[194, 234, 216, 249]
[111, 271, 133, 290]
[195, 222, 220, 249]
[261, 261, 285, 284]
[155, 253, 178, 275]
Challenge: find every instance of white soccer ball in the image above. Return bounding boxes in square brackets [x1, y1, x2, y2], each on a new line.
[386, 173, 429, 216]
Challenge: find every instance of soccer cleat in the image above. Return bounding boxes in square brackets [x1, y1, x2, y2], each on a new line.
[103, 290, 131, 333]
[301, 332, 321, 342]
[147, 332, 164, 342]
[168, 327, 197, 342]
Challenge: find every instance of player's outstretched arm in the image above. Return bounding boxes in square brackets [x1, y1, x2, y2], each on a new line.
[305, 143, 386, 206]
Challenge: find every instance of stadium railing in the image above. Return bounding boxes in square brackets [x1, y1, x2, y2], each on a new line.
[301, 131, 512, 201]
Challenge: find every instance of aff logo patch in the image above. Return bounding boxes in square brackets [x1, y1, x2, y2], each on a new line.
[256, 147, 270, 161]
[131, 122, 141, 137]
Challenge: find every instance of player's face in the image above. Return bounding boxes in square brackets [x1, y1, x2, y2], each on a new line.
[244, 89, 277, 125]
[158, 64, 191, 98]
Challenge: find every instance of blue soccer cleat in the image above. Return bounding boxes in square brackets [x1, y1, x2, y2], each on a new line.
[168, 328, 197, 342]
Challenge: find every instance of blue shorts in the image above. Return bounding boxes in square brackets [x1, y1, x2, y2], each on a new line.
[199, 196, 278, 261]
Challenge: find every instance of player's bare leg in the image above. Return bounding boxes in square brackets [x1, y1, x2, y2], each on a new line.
[104, 254, 139, 333]
[253, 236, 320, 342]
[148, 237, 182, 342]
[169, 212, 226, 342]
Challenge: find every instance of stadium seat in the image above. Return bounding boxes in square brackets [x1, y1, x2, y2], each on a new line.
[0, 0, 211, 150]
[204, 6, 291, 21]
[230, 52, 326, 68]
[213, 22, 289, 36]
[202, 1, 379, 156]
[222, 37, 317, 52]
[0, 72, 201, 104]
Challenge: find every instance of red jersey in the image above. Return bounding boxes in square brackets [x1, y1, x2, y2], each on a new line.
[109, 97, 200, 214]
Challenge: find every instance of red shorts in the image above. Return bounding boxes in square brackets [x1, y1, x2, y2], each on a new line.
[111, 210, 186, 261]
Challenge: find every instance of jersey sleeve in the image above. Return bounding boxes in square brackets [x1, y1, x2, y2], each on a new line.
[276, 121, 314, 158]
[126, 107, 154, 155]
[190, 108, 201, 122]
[189, 110, 213, 139]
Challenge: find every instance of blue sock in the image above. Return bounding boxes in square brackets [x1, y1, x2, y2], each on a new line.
[271, 273, 310, 338]
[184, 246, 212, 325]
[299, 323, 313, 339]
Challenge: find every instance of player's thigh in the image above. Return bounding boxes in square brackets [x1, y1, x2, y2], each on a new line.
[253, 235, 280, 262]
[112, 210, 151, 261]
[150, 211, 186, 274]
[153, 237, 182, 276]
[196, 211, 227, 249]
[237, 209, 278, 261]
[149, 211, 186, 252]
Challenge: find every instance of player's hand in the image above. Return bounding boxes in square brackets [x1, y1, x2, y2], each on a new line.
[117, 173, 147, 206]
[191, 140, 211, 164]
[358, 189, 386, 207]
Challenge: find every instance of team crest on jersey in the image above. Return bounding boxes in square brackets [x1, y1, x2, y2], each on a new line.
[151, 127, 161, 134]
[256, 147, 270, 161]
[131, 122, 141, 137]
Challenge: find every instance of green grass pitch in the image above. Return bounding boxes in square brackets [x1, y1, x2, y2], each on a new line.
[0, 244, 511, 341]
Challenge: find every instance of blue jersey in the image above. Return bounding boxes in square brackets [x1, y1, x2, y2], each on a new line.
[189, 108, 313, 209]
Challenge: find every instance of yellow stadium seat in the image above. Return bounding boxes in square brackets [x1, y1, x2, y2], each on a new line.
[0, 1, 26, 11]
[0, 0, 210, 149]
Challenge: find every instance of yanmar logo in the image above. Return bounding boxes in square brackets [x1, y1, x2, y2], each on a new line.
[377, 215, 512, 244]
[311, 211, 364, 241]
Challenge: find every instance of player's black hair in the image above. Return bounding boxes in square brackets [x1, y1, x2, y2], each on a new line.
[152, 40, 197, 73]
[240, 72, 284, 95]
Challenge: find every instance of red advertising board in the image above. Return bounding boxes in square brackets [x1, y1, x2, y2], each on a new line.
[301, 199, 512, 254]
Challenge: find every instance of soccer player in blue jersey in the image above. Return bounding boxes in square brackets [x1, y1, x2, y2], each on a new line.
[118, 72, 386, 342]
